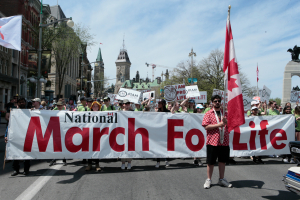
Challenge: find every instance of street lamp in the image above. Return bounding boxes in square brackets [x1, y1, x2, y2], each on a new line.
[189, 48, 196, 85]
[36, 0, 74, 98]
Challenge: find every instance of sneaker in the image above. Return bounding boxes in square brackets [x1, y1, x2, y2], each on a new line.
[165, 161, 170, 167]
[121, 163, 125, 170]
[290, 158, 296, 164]
[63, 161, 67, 166]
[204, 179, 212, 189]
[283, 158, 289, 163]
[95, 164, 101, 172]
[268, 155, 275, 158]
[85, 164, 92, 171]
[218, 178, 232, 188]
[127, 163, 131, 170]
[193, 159, 198, 165]
[49, 160, 56, 166]
[198, 160, 203, 166]
[11, 171, 19, 176]
[257, 159, 264, 164]
[155, 162, 160, 168]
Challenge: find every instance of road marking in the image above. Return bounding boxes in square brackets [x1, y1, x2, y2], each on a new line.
[15, 161, 63, 200]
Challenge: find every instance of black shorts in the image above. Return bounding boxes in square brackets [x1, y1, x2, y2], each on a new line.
[206, 145, 230, 165]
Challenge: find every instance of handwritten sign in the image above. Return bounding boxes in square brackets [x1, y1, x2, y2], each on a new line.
[185, 85, 200, 98]
[261, 85, 271, 103]
[118, 88, 142, 103]
[290, 91, 300, 102]
[190, 91, 207, 103]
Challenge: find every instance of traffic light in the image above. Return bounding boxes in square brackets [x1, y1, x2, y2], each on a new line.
[42, 70, 48, 78]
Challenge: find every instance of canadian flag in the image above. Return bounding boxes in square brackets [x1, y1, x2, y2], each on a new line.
[223, 12, 245, 132]
[256, 64, 259, 82]
[0, 15, 22, 51]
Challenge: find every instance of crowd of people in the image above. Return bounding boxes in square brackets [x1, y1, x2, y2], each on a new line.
[3, 95, 300, 189]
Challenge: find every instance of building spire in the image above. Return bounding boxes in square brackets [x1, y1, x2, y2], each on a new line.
[121, 33, 126, 51]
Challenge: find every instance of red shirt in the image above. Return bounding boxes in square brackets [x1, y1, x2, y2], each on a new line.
[202, 109, 230, 146]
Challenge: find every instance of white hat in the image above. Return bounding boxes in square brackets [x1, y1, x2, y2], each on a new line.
[31, 98, 41, 103]
[251, 106, 258, 110]
[196, 104, 204, 109]
[251, 101, 259, 106]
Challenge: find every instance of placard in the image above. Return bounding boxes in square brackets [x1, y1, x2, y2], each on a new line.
[117, 88, 142, 103]
[186, 85, 200, 98]
[261, 85, 271, 103]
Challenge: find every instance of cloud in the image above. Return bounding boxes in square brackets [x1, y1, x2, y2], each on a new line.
[43, 0, 300, 100]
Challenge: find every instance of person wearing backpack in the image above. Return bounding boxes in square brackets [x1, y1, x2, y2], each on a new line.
[101, 97, 115, 111]
[77, 97, 91, 111]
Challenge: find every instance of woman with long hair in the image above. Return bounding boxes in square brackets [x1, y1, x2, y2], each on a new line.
[295, 106, 300, 141]
[85, 101, 102, 172]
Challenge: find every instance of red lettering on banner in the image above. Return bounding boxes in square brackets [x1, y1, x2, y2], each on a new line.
[93, 127, 109, 151]
[109, 127, 125, 152]
[185, 129, 205, 151]
[167, 119, 183, 151]
[249, 121, 257, 150]
[24, 117, 62, 152]
[65, 127, 89, 153]
[270, 129, 287, 149]
[128, 118, 149, 151]
[258, 120, 269, 150]
[232, 127, 248, 150]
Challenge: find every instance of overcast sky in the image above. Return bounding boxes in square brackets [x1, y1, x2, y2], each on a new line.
[43, 0, 300, 99]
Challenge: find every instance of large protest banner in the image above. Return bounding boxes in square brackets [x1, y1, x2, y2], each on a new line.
[6, 110, 295, 160]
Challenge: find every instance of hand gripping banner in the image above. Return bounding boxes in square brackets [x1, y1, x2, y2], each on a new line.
[6, 110, 295, 160]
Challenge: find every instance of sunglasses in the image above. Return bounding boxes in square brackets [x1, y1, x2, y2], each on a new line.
[125, 102, 130, 105]
[119, 103, 123, 105]
[104, 100, 108, 102]
[213, 100, 221, 103]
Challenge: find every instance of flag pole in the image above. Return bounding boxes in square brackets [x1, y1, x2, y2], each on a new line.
[257, 63, 259, 96]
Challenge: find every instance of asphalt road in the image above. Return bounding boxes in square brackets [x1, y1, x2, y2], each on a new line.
[0, 138, 299, 200]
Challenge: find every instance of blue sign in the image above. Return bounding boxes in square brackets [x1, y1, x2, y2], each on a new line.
[188, 78, 192, 83]
[188, 78, 197, 84]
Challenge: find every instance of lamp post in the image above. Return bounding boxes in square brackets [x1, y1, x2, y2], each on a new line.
[80, 42, 87, 97]
[37, 0, 74, 98]
[188, 48, 196, 85]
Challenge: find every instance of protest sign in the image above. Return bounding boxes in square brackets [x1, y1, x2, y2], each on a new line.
[6, 110, 294, 159]
[243, 96, 253, 112]
[190, 91, 207, 103]
[174, 84, 186, 101]
[290, 91, 300, 102]
[261, 85, 271, 103]
[212, 89, 228, 104]
[107, 93, 118, 103]
[185, 85, 200, 98]
[164, 85, 177, 101]
[143, 91, 155, 101]
[117, 88, 142, 103]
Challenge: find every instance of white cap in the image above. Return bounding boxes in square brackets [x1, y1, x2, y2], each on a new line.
[196, 104, 204, 109]
[251, 106, 258, 110]
[31, 98, 41, 103]
[251, 101, 259, 106]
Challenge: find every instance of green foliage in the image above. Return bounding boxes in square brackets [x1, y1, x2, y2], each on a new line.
[269, 98, 281, 106]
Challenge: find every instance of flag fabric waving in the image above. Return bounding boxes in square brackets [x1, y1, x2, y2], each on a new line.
[223, 9, 245, 132]
[256, 65, 259, 82]
[0, 15, 22, 51]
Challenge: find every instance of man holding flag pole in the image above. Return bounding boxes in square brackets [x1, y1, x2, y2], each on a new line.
[203, 5, 245, 189]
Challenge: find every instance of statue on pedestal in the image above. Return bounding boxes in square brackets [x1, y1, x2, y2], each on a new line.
[287, 45, 300, 62]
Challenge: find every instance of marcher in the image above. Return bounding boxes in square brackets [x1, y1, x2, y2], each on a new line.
[86, 101, 102, 172]
[5, 98, 31, 176]
[267, 101, 279, 115]
[202, 95, 232, 189]
[121, 99, 133, 170]
[49, 101, 67, 166]
[101, 97, 115, 111]
[118, 100, 124, 110]
[31, 98, 42, 110]
[134, 102, 143, 111]
[250, 107, 264, 164]
[155, 99, 171, 168]
[295, 106, 300, 141]
[193, 104, 204, 166]
[77, 97, 91, 111]
[41, 101, 48, 110]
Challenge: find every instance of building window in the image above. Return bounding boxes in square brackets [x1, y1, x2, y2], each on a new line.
[4, 60, 7, 75]
[0, 46, 3, 51]
[0, 60, 2, 73]
[5, 47, 8, 53]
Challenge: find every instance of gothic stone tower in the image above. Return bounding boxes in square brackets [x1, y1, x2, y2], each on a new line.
[94, 48, 104, 97]
[114, 47, 131, 94]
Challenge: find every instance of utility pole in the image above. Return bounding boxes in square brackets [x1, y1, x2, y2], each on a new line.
[189, 48, 196, 85]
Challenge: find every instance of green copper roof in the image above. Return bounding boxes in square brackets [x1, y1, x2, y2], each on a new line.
[121, 79, 161, 89]
[96, 48, 103, 62]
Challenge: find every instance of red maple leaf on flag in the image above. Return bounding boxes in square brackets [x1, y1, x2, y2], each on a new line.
[227, 77, 238, 92]
[0, 26, 4, 40]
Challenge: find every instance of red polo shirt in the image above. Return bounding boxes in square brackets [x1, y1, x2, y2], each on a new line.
[202, 109, 230, 146]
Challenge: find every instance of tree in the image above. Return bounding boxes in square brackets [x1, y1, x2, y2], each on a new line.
[269, 97, 281, 106]
[51, 23, 94, 97]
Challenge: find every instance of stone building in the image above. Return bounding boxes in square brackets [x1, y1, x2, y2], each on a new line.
[93, 48, 104, 98]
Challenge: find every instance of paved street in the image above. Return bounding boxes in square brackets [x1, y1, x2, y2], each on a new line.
[0, 139, 298, 200]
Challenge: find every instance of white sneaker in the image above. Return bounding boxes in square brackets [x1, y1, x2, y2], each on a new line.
[155, 162, 160, 168]
[198, 160, 203, 166]
[290, 158, 296, 164]
[204, 179, 212, 189]
[218, 178, 232, 188]
[165, 161, 170, 167]
[121, 163, 125, 170]
[127, 163, 131, 170]
[283, 158, 289, 163]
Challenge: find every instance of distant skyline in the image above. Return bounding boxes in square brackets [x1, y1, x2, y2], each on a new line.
[42, 0, 300, 99]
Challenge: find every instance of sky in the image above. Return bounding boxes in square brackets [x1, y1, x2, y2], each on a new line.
[42, 0, 300, 99]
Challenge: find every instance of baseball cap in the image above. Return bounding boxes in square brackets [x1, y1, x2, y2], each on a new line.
[31, 98, 41, 103]
[57, 101, 63, 106]
[118, 100, 123, 104]
[188, 99, 195, 103]
[251, 101, 259, 106]
[104, 97, 110, 101]
[251, 106, 258, 110]
[96, 98, 100, 101]
[80, 97, 86, 101]
[196, 104, 204, 109]
[123, 99, 130, 104]
[86, 97, 93, 102]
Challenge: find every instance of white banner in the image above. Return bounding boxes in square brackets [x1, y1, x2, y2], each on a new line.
[261, 85, 271, 103]
[190, 91, 207, 103]
[117, 88, 142, 103]
[290, 91, 300, 102]
[6, 110, 295, 159]
[186, 85, 200, 98]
